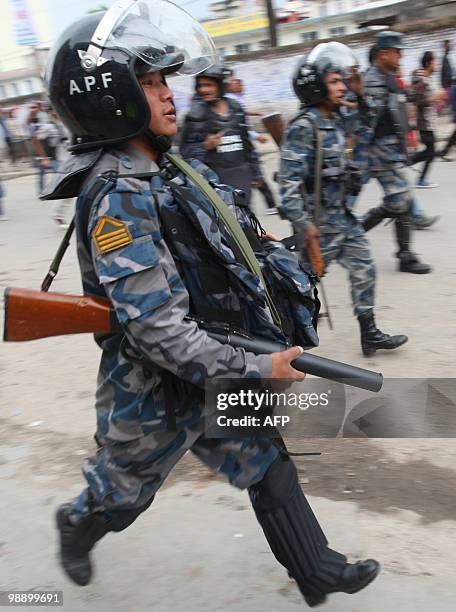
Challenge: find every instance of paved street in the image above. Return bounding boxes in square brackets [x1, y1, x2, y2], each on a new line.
[0, 154, 455, 611]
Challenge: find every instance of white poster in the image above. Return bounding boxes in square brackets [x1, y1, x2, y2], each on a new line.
[10, 0, 38, 46]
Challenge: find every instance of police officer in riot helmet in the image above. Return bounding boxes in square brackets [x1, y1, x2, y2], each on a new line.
[356, 31, 432, 274]
[291, 43, 356, 106]
[180, 62, 261, 206]
[42, 3, 379, 606]
[280, 42, 408, 356]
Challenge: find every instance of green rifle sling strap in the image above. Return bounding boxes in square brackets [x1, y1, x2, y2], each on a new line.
[314, 125, 324, 228]
[312, 116, 334, 330]
[165, 152, 283, 329]
[298, 112, 324, 228]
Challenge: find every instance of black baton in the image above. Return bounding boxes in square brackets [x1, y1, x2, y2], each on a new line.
[207, 327, 383, 393]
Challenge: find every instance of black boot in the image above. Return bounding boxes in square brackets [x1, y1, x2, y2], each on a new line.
[304, 559, 381, 607]
[358, 311, 408, 357]
[56, 504, 108, 586]
[361, 205, 390, 232]
[395, 216, 432, 274]
[249, 453, 382, 607]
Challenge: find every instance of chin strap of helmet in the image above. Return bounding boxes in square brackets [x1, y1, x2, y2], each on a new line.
[146, 131, 172, 154]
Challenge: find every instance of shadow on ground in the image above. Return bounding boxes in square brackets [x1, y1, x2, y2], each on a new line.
[1, 417, 455, 524]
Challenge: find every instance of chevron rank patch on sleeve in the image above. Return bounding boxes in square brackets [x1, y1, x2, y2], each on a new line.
[93, 216, 133, 254]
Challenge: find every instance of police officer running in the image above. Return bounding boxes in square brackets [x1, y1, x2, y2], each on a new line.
[180, 64, 261, 206]
[280, 42, 408, 357]
[358, 31, 432, 274]
[41, 2, 381, 607]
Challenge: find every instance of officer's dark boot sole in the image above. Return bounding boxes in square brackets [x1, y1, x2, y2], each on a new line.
[304, 561, 381, 607]
[303, 592, 328, 608]
[399, 262, 432, 274]
[362, 334, 408, 357]
[362, 346, 377, 357]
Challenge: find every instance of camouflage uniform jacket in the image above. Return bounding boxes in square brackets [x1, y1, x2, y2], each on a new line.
[362, 65, 410, 166]
[279, 106, 372, 234]
[75, 146, 275, 436]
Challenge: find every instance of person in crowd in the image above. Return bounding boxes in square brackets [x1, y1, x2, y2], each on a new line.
[226, 76, 279, 214]
[31, 108, 72, 227]
[42, 3, 380, 606]
[438, 39, 452, 113]
[280, 42, 408, 356]
[409, 51, 445, 188]
[180, 64, 261, 207]
[356, 32, 432, 273]
[0, 109, 17, 165]
[0, 177, 7, 221]
[437, 75, 456, 161]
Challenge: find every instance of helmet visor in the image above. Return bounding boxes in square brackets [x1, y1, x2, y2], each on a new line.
[307, 42, 358, 75]
[102, 0, 217, 75]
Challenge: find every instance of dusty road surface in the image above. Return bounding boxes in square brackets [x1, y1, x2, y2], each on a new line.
[1, 154, 455, 611]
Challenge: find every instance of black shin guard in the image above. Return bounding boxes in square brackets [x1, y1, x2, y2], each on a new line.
[361, 205, 391, 232]
[394, 213, 412, 255]
[106, 496, 155, 532]
[249, 455, 346, 598]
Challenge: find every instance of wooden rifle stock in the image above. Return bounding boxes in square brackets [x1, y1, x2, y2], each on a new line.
[261, 113, 284, 147]
[307, 235, 325, 278]
[3, 288, 119, 342]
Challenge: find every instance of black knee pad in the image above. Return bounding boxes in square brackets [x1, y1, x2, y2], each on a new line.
[249, 454, 298, 511]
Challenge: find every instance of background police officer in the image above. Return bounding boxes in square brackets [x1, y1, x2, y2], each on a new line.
[180, 64, 261, 206]
[358, 31, 432, 274]
[41, 1, 379, 607]
[280, 43, 408, 357]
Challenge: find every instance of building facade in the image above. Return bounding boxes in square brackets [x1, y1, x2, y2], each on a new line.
[0, 0, 52, 108]
[1, 0, 454, 108]
[203, 0, 443, 57]
[0, 46, 50, 109]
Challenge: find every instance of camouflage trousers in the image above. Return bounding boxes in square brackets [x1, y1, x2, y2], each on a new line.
[68, 408, 279, 524]
[319, 216, 375, 318]
[365, 143, 412, 215]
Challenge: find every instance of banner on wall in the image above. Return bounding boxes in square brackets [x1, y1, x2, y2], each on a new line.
[10, 0, 38, 46]
[203, 13, 269, 38]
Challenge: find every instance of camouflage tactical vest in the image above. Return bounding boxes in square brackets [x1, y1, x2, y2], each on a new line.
[150, 159, 320, 348]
